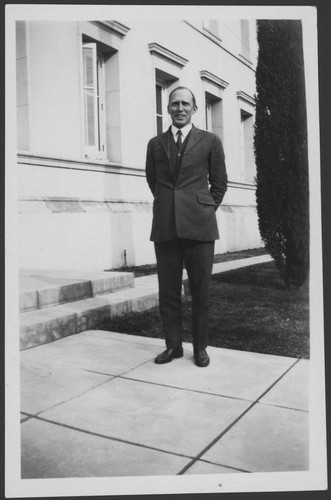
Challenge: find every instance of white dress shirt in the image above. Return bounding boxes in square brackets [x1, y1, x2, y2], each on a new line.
[171, 123, 193, 143]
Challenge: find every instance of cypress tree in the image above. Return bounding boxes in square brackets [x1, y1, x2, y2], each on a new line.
[254, 20, 309, 287]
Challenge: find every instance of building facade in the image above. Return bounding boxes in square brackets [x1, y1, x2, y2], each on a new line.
[16, 18, 262, 270]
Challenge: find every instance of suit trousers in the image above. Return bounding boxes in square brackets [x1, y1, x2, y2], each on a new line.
[154, 239, 215, 350]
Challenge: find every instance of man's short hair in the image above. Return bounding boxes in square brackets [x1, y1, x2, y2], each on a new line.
[168, 86, 197, 109]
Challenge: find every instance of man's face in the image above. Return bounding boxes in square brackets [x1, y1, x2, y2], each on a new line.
[168, 88, 196, 129]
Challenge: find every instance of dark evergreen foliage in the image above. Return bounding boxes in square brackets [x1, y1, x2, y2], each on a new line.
[254, 20, 309, 287]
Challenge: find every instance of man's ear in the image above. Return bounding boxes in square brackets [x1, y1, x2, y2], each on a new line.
[193, 106, 198, 113]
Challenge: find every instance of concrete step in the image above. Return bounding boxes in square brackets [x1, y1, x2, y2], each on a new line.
[19, 269, 135, 313]
[19, 255, 273, 351]
[20, 275, 159, 350]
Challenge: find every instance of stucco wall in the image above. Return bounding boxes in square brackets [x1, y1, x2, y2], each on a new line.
[17, 19, 263, 270]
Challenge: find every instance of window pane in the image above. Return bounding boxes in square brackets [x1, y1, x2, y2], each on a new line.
[205, 101, 210, 130]
[83, 47, 94, 87]
[205, 96, 213, 131]
[211, 100, 223, 141]
[157, 116, 163, 135]
[156, 85, 162, 114]
[241, 111, 255, 182]
[240, 20, 250, 59]
[208, 19, 219, 35]
[85, 90, 95, 146]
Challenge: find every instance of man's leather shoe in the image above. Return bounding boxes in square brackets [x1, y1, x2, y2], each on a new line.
[194, 349, 210, 367]
[155, 347, 184, 364]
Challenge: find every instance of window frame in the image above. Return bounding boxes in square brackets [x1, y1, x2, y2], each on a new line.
[240, 19, 251, 62]
[155, 79, 168, 135]
[239, 108, 255, 183]
[205, 98, 212, 132]
[82, 41, 106, 161]
[96, 51, 106, 157]
[203, 88, 224, 142]
[202, 19, 223, 45]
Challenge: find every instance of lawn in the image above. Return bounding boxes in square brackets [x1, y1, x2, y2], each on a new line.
[100, 258, 309, 359]
[109, 247, 267, 277]
[207, 262, 309, 358]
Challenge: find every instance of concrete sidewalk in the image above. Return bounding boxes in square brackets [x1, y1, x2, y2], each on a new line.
[20, 329, 309, 479]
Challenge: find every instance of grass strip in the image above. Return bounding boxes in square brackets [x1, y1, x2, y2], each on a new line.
[99, 260, 309, 359]
[108, 248, 267, 277]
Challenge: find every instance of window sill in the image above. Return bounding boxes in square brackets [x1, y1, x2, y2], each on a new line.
[238, 53, 253, 65]
[202, 27, 223, 46]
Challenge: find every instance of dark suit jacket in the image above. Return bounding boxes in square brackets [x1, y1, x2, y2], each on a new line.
[145, 125, 228, 242]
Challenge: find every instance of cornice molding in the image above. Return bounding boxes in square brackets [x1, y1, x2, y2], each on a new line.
[200, 70, 229, 90]
[19, 195, 151, 205]
[184, 21, 256, 72]
[17, 154, 145, 177]
[148, 42, 188, 68]
[90, 20, 130, 38]
[236, 91, 256, 106]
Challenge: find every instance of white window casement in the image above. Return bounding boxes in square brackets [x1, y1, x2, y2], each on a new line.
[237, 91, 256, 183]
[155, 80, 168, 135]
[79, 21, 130, 163]
[154, 75, 178, 135]
[82, 42, 106, 160]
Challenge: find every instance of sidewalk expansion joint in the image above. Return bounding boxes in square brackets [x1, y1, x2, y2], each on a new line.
[258, 401, 309, 413]
[120, 374, 254, 403]
[28, 375, 116, 418]
[82, 355, 158, 379]
[88, 331, 163, 348]
[29, 414, 196, 461]
[196, 458, 250, 474]
[83, 368, 121, 377]
[178, 357, 302, 475]
[20, 414, 34, 423]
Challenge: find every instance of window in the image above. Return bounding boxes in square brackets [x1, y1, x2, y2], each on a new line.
[202, 19, 222, 44]
[205, 92, 223, 141]
[82, 42, 106, 160]
[16, 21, 29, 151]
[240, 20, 250, 61]
[153, 69, 178, 135]
[155, 80, 168, 135]
[149, 45, 183, 135]
[207, 19, 219, 35]
[204, 19, 219, 37]
[79, 22, 127, 163]
[240, 109, 255, 183]
[205, 98, 212, 131]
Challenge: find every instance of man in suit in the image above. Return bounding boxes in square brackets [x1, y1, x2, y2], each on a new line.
[145, 86, 227, 367]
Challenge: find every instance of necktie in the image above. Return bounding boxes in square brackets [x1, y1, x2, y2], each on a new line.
[176, 130, 182, 149]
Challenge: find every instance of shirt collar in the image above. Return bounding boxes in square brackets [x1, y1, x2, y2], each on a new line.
[171, 123, 193, 142]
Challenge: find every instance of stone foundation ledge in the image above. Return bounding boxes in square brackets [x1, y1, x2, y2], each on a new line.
[20, 286, 159, 351]
[19, 271, 135, 313]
